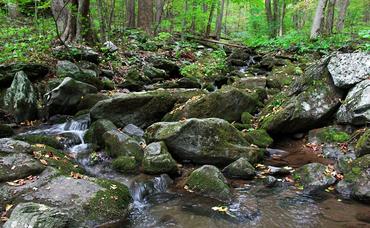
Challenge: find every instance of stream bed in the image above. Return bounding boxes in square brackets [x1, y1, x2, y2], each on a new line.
[18, 116, 370, 228]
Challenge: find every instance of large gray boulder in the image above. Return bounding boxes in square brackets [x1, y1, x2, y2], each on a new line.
[90, 89, 206, 128]
[336, 79, 370, 125]
[103, 130, 143, 160]
[328, 53, 370, 88]
[45, 77, 97, 116]
[0, 138, 32, 154]
[145, 118, 263, 165]
[259, 57, 343, 134]
[3, 71, 38, 122]
[222, 158, 256, 180]
[185, 165, 232, 201]
[4, 202, 68, 228]
[163, 88, 259, 123]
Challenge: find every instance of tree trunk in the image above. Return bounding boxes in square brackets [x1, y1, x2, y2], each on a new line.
[7, 2, 20, 19]
[265, 0, 274, 37]
[126, 0, 136, 28]
[324, 0, 336, 35]
[364, 0, 370, 23]
[138, 0, 154, 34]
[278, 0, 286, 36]
[190, 0, 197, 33]
[336, 0, 349, 32]
[215, 0, 225, 40]
[224, 0, 230, 34]
[154, 0, 166, 34]
[272, 0, 279, 36]
[108, 0, 116, 31]
[182, 0, 189, 38]
[97, 0, 107, 42]
[310, 0, 328, 39]
[205, 1, 215, 37]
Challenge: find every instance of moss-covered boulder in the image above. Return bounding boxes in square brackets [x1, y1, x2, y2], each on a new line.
[145, 118, 263, 165]
[308, 126, 350, 144]
[143, 66, 168, 81]
[45, 77, 98, 116]
[90, 89, 206, 128]
[259, 58, 343, 134]
[0, 124, 14, 138]
[84, 119, 117, 148]
[3, 71, 38, 122]
[142, 141, 178, 175]
[0, 63, 49, 88]
[14, 134, 63, 149]
[356, 129, 370, 157]
[3, 202, 68, 228]
[336, 155, 370, 202]
[163, 88, 259, 123]
[112, 156, 137, 173]
[103, 130, 143, 160]
[293, 163, 336, 193]
[242, 129, 273, 148]
[222, 158, 256, 180]
[186, 165, 231, 201]
[241, 112, 253, 125]
[21, 176, 132, 227]
[77, 93, 109, 111]
[119, 69, 151, 91]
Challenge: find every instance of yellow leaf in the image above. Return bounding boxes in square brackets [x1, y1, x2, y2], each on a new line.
[5, 204, 13, 212]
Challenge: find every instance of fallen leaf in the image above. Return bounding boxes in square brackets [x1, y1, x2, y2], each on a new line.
[40, 159, 48, 166]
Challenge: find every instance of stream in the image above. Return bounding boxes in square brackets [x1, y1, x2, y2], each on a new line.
[18, 115, 370, 228]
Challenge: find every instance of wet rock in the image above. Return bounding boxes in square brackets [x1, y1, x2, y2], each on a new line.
[259, 58, 343, 134]
[90, 89, 206, 128]
[242, 129, 273, 148]
[142, 141, 178, 175]
[3, 71, 38, 122]
[327, 53, 370, 88]
[232, 77, 267, 89]
[45, 77, 97, 116]
[123, 124, 145, 138]
[0, 63, 49, 88]
[84, 119, 117, 147]
[322, 144, 355, 161]
[144, 78, 201, 90]
[57, 132, 82, 148]
[14, 134, 64, 149]
[119, 69, 151, 91]
[264, 175, 277, 187]
[356, 129, 370, 157]
[112, 156, 137, 173]
[77, 93, 109, 111]
[222, 158, 256, 180]
[103, 130, 143, 160]
[0, 138, 32, 154]
[145, 118, 263, 165]
[163, 88, 259, 123]
[0, 153, 45, 182]
[23, 176, 132, 227]
[0, 124, 14, 138]
[130, 174, 173, 202]
[186, 165, 232, 201]
[336, 79, 370, 125]
[52, 45, 100, 64]
[293, 163, 336, 193]
[4, 202, 68, 228]
[267, 166, 292, 176]
[227, 48, 252, 66]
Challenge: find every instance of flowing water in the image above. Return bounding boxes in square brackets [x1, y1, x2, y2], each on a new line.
[19, 116, 370, 228]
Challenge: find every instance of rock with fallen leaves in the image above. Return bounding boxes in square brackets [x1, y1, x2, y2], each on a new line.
[3, 202, 68, 228]
[0, 138, 32, 154]
[145, 118, 263, 165]
[293, 163, 336, 193]
[185, 165, 232, 202]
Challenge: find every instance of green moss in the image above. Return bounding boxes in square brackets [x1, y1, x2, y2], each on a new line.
[15, 134, 63, 149]
[112, 156, 137, 173]
[343, 155, 370, 183]
[355, 129, 370, 156]
[85, 178, 132, 221]
[31, 145, 84, 175]
[0, 124, 14, 138]
[316, 127, 350, 143]
[233, 123, 252, 131]
[241, 112, 253, 125]
[243, 129, 273, 148]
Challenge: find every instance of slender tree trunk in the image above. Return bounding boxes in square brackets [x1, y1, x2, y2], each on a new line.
[272, 0, 279, 36]
[336, 0, 349, 32]
[224, 0, 230, 34]
[7, 2, 20, 19]
[138, 0, 154, 34]
[324, 0, 336, 35]
[97, 0, 107, 42]
[215, 0, 225, 40]
[190, 0, 196, 33]
[182, 0, 189, 38]
[310, 0, 328, 39]
[108, 0, 116, 32]
[265, 0, 274, 37]
[154, 0, 166, 34]
[278, 0, 286, 36]
[205, 1, 215, 37]
[364, 0, 370, 23]
[126, 0, 136, 28]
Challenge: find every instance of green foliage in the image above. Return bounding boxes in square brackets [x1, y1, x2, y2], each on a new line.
[0, 13, 55, 63]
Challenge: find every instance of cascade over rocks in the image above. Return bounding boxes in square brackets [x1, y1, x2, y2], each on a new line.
[145, 118, 263, 165]
[336, 79, 370, 125]
[45, 77, 97, 116]
[328, 52, 370, 88]
[3, 71, 38, 123]
[163, 88, 259, 123]
[90, 89, 207, 128]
